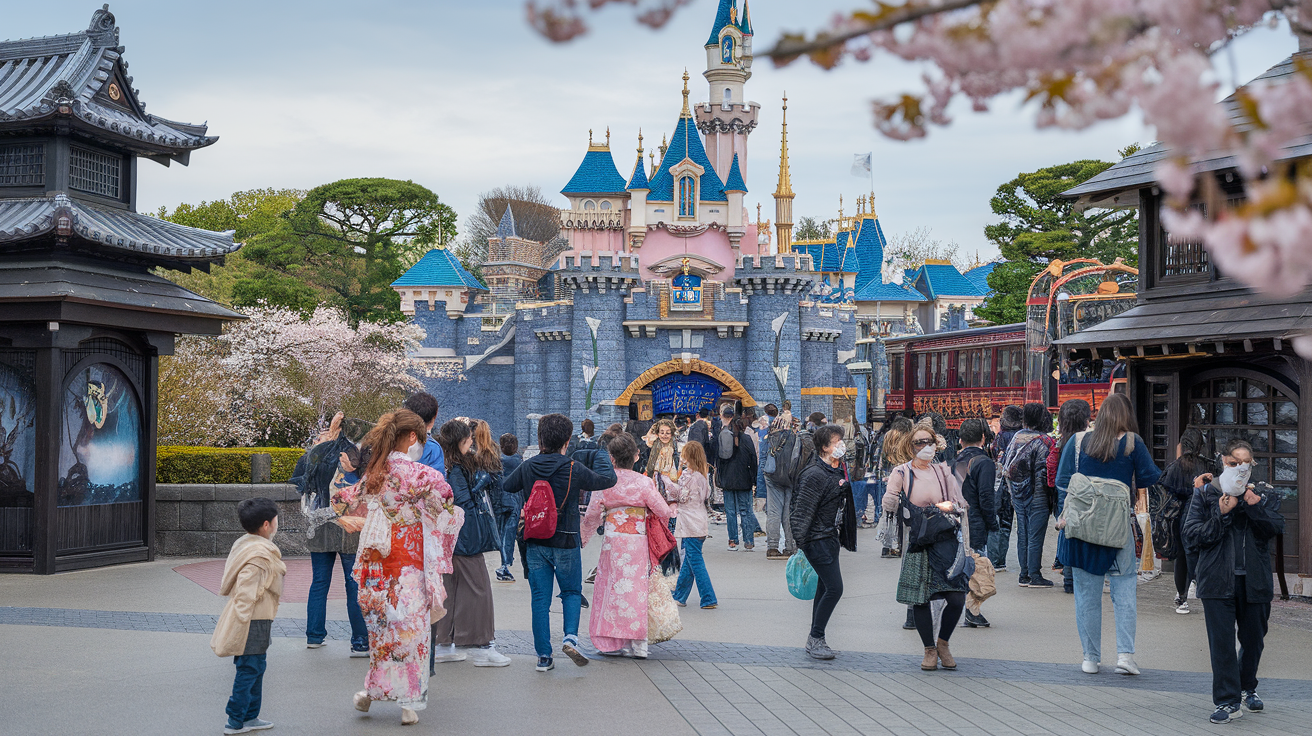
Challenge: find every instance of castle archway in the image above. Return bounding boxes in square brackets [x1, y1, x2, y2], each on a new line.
[615, 359, 756, 413]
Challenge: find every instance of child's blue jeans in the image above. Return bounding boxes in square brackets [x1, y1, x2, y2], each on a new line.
[226, 653, 267, 728]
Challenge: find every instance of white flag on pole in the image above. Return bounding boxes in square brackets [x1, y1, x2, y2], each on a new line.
[851, 153, 872, 177]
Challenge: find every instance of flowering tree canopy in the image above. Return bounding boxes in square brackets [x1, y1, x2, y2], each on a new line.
[158, 305, 430, 447]
[528, 0, 1312, 319]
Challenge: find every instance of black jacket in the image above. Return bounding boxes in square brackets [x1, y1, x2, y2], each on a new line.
[790, 457, 849, 548]
[446, 463, 500, 557]
[954, 445, 998, 545]
[502, 448, 617, 549]
[1183, 483, 1285, 602]
[716, 430, 758, 491]
[494, 454, 524, 516]
[687, 419, 712, 461]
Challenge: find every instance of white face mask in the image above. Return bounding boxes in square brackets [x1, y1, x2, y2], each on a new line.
[406, 438, 424, 462]
[830, 441, 847, 459]
[1218, 462, 1251, 496]
[916, 444, 936, 461]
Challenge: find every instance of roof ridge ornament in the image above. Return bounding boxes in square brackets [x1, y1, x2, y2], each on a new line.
[680, 69, 691, 118]
[87, 4, 118, 46]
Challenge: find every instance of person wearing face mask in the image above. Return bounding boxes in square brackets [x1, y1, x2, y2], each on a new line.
[882, 419, 970, 671]
[1183, 438, 1285, 725]
[330, 410, 458, 726]
[790, 424, 856, 660]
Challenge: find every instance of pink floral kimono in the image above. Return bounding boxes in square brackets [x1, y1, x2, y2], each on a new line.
[332, 453, 462, 711]
[581, 468, 672, 654]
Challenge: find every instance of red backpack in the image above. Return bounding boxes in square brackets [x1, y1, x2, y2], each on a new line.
[523, 462, 572, 540]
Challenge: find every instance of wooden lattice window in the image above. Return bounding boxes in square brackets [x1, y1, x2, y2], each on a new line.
[0, 144, 44, 186]
[69, 146, 121, 198]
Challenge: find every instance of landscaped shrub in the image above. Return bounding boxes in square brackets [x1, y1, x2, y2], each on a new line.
[156, 446, 304, 484]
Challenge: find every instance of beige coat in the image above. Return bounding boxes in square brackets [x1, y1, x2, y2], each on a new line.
[211, 534, 286, 657]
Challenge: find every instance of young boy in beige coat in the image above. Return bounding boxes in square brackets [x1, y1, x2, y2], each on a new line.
[212, 498, 286, 735]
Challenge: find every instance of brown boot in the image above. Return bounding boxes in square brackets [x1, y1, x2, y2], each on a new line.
[921, 646, 938, 671]
[936, 638, 956, 670]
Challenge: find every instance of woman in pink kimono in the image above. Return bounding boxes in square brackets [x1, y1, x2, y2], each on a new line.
[581, 432, 673, 658]
[332, 410, 462, 726]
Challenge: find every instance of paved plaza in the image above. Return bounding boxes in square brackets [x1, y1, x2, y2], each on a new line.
[4, 527, 1312, 736]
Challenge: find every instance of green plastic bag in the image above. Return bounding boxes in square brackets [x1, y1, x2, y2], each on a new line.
[786, 549, 818, 600]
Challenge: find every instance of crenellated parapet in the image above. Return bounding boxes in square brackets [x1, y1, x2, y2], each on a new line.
[733, 253, 816, 295]
[556, 252, 642, 294]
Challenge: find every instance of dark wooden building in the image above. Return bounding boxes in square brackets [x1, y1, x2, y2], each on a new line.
[1059, 52, 1312, 579]
[0, 6, 241, 573]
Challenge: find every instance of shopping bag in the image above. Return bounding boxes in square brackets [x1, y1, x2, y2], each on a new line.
[1138, 511, 1155, 572]
[785, 549, 818, 600]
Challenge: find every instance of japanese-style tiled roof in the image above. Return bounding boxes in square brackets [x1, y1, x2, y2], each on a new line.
[393, 248, 487, 290]
[561, 147, 628, 195]
[647, 116, 728, 203]
[722, 153, 747, 192]
[626, 151, 650, 190]
[495, 206, 517, 239]
[908, 262, 987, 299]
[853, 278, 926, 302]
[964, 261, 999, 294]
[0, 194, 238, 267]
[850, 215, 888, 291]
[0, 6, 216, 159]
[1064, 53, 1312, 201]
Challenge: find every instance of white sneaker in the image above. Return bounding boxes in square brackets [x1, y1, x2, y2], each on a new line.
[469, 645, 512, 667]
[1188, 581, 1198, 600]
[1174, 596, 1190, 615]
[432, 643, 466, 663]
[401, 707, 418, 726]
[1114, 654, 1140, 675]
[1081, 660, 1099, 674]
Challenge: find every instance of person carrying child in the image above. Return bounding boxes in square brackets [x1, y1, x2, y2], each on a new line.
[211, 497, 287, 735]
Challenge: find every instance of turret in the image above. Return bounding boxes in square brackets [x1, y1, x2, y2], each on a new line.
[696, 0, 759, 183]
[626, 131, 650, 249]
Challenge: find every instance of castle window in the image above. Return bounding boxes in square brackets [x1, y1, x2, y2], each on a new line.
[600, 200, 612, 211]
[583, 200, 596, 211]
[69, 146, 121, 198]
[721, 36, 734, 64]
[679, 176, 696, 217]
[723, 88, 731, 107]
[0, 143, 45, 186]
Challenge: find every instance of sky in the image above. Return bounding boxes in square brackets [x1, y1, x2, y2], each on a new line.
[9, 1, 1300, 262]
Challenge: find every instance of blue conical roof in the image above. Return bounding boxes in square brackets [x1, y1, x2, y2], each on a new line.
[723, 153, 747, 193]
[393, 248, 487, 290]
[706, 0, 736, 46]
[495, 205, 517, 239]
[627, 152, 650, 190]
[561, 148, 628, 195]
[647, 116, 728, 203]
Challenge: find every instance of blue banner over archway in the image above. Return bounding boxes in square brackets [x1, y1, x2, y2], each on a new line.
[649, 372, 725, 415]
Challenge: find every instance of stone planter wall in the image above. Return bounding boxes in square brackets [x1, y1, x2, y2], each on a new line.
[156, 483, 308, 557]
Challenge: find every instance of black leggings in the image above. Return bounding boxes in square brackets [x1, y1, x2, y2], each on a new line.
[912, 591, 965, 648]
[802, 538, 844, 639]
[1175, 553, 1193, 598]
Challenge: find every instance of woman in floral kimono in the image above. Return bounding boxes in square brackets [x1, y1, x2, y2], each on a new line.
[581, 432, 673, 658]
[332, 409, 461, 726]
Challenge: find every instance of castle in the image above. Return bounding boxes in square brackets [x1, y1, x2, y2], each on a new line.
[394, 0, 992, 441]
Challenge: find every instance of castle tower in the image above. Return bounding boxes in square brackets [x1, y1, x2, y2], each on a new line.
[773, 95, 794, 254]
[695, 0, 759, 183]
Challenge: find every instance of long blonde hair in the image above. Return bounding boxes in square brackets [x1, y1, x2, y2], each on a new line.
[469, 419, 502, 474]
[680, 440, 708, 478]
[361, 410, 427, 495]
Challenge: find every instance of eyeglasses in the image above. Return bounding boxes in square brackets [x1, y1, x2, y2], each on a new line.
[912, 438, 935, 448]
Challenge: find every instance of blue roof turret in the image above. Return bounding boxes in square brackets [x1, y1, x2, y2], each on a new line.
[561, 139, 628, 195]
[738, 0, 753, 35]
[723, 153, 747, 193]
[647, 116, 728, 203]
[627, 137, 651, 190]
[706, 0, 737, 46]
[393, 248, 487, 291]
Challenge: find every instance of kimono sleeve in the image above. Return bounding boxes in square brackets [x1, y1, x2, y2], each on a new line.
[330, 471, 364, 516]
[414, 463, 454, 515]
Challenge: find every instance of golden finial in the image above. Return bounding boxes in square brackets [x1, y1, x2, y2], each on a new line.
[589, 128, 593, 146]
[681, 69, 691, 118]
[606, 126, 610, 147]
[773, 93, 793, 198]
[659, 133, 668, 159]
[637, 128, 643, 154]
[869, 190, 877, 217]
[838, 194, 844, 222]
[649, 150, 656, 176]
[756, 202, 762, 227]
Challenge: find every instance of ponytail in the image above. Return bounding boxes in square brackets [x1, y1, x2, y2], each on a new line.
[360, 409, 428, 496]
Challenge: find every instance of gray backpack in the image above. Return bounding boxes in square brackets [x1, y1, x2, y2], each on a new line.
[718, 427, 735, 460]
[1060, 432, 1134, 548]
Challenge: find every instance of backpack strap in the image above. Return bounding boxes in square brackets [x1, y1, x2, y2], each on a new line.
[557, 461, 573, 513]
[1073, 431, 1087, 475]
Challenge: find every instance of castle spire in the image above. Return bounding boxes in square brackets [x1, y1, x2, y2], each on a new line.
[680, 69, 691, 118]
[773, 93, 794, 254]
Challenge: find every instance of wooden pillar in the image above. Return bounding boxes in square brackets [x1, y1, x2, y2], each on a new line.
[31, 345, 59, 574]
[144, 353, 159, 562]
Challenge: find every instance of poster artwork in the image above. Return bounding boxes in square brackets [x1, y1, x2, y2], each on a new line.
[0, 363, 37, 507]
[58, 364, 142, 507]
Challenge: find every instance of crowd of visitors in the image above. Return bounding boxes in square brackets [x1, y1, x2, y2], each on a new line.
[209, 388, 1287, 732]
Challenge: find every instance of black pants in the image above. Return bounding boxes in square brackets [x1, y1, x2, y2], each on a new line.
[801, 537, 843, 639]
[1201, 576, 1270, 707]
[912, 591, 966, 648]
[1173, 554, 1191, 599]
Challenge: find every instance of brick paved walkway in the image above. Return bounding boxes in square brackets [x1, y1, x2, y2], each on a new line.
[5, 605, 1311, 735]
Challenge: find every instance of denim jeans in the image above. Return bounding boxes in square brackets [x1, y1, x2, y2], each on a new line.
[225, 653, 266, 728]
[497, 509, 519, 569]
[1015, 494, 1050, 579]
[852, 480, 883, 519]
[673, 537, 716, 607]
[526, 543, 583, 658]
[764, 479, 796, 553]
[307, 551, 367, 650]
[724, 489, 759, 545]
[1072, 563, 1137, 663]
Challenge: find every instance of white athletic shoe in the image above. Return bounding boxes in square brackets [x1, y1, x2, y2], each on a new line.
[1081, 660, 1099, 674]
[1114, 654, 1140, 675]
[469, 645, 512, 667]
[432, 643, 467, 663]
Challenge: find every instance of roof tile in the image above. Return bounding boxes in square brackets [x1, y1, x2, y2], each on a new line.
[392, 248, 487, 290]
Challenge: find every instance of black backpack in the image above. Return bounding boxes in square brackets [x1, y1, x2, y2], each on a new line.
[1148, 483, 1184, 560]
[765, 428, 813, 490]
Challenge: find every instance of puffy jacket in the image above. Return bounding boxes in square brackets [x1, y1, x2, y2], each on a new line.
[716, 430, 758, 491]
[502, 448, 617, 549]
[790, 457, 848, 547]
[954, 445, 998, 545]
[1001, 430, 1050, 506]
[1183, 483, 1284, 602]
[447, 463, 500, 557]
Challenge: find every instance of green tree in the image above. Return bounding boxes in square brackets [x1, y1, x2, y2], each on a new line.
[976, 158, 1138, 325]
[156, 188, 305, 305]
[237, 178, 458, 324]
[794, 215, 831, 241]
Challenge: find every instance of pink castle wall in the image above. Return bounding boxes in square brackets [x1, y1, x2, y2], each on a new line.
[565, 229, 626, 253]
[638, 228, 736, 280]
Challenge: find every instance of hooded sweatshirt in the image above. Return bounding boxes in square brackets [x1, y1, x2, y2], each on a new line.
[502, 448, 618, 548]
[211, 533, 286, 657]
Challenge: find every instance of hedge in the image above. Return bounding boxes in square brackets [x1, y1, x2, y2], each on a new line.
[156, 446, 305, 484]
